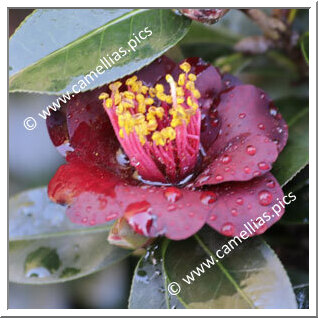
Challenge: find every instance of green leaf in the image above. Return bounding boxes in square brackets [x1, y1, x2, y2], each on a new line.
[128, 244, 184, 309]
[281, 165, 309, 224]
[180, 20, 240, 46]
[300, 32, 309, 64]
[9, 188, 130, 284]
[163, 227, 297, 309]
[288, 269, 309, 309]
[9, 9, 191, 94]
[272, 97, 309, 186]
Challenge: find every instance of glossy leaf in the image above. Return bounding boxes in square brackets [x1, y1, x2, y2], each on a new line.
[163, 227, 297, 309]
[272, 97, 309, 186]
[9, 188, 130, 284]
[300, 32, 309, 64]
[128, 245, 184, 309]
[9, 9, 191, 94]
[288, 269, 309, 309]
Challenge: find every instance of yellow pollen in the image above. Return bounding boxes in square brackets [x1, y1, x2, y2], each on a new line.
[186, 81, 195, 91]
[177, 97, 185, 104]
[188, 73, 197, 81]
[147, 119, 158, 131]
[145, 98, 154, 105]
[176, 87, 184, 96]
[114, 93, 121, 105]
[125, 76, 137, 86]
[180, 62, 191, 73]
[104, 69, 201, 147]
[187, 96, 193, 107]
[152, 131, 165, 146]
[161, 127, 176, 141]
[109, 81, 122, 91]
[138, 102, 146, 113]
[136, 94, 145, 103]
[155, 84, 164, 93]
[156, 92, 166, 101]
[165, 95, 173, 104]
[178, 74, 186, 86]
[99, 92, 109, 100]
[165, 74, 174, 84]
[149, 88, 156, 97]
[123, 91, 135, 99]
[141, 86, 149, 94]
[193, 89, 201, 99]
[105, 98, 113, 108]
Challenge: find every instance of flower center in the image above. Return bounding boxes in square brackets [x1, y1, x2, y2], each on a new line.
[99, 62, 201, 184]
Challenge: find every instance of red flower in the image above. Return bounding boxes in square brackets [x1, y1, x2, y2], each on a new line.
[47, 56, 288, 240]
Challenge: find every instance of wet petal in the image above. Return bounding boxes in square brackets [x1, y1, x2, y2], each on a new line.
[135, 55, 176, 87]
[48, 161, 209, 240]
[195, 84, 288, 185]
[195, 134, 278, 186]
[222, 72, 243, 88]
[46, 108, 71, 156]
[206, 173, 285, 237]
[212, 85, 288, 152]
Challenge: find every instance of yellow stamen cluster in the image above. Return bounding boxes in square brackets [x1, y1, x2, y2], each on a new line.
[99, 61, 201, 146]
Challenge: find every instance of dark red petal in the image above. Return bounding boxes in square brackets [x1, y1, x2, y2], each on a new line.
[64, 87, 135, 178]
[222, 72, 243, 88]
[46, 108, 71, 156]
[48, 161, 209, 240]
[195, 134, 278, 186]
[180, 9, 229, 24]
[195, 85, 288, 186]
[206, 173, 285, 237]
[135, 55, 176, 87]
[214, 85, 288, 152]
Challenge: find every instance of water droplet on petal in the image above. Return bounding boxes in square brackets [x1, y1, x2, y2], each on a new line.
[269, 106, 278, 117]
[167, 204, 177, 212]
[253, 171, 261, 177]
[266, 180, 275, 188]
[231, 208, 238, 216]
[246, 145, 256, 156]
[211, 118, 219, 127]
[244, 166, 251, 174]
[105, 212, 119, 222]
[239, 113, 246, 119]
[255, 223, 268, 234]
[258, 190, 273, 206]
[188, 212, 195, 218]
[277, 127, 283, 133]
[81, 217, 88, 223]
[124, 201, 153, 236]
[164, 187, 183, 203]
[99, 197, 108, 209]
[258, 162, 270, 170]
[200, 192, 217, 205]
[221, 222, 235, 236]
[215, 175, 224, 181]
[221, 154, 231, 164]
[86, 206, 92, 213]
[260, 93, 265, 99]
[209, 214, 217, 221]
[236, 198, 244, 205]
[258, 123, 265, 130]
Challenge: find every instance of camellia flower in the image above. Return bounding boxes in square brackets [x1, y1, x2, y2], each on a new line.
[47, 56, 288, 240]
[179, 9, 230, 24]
